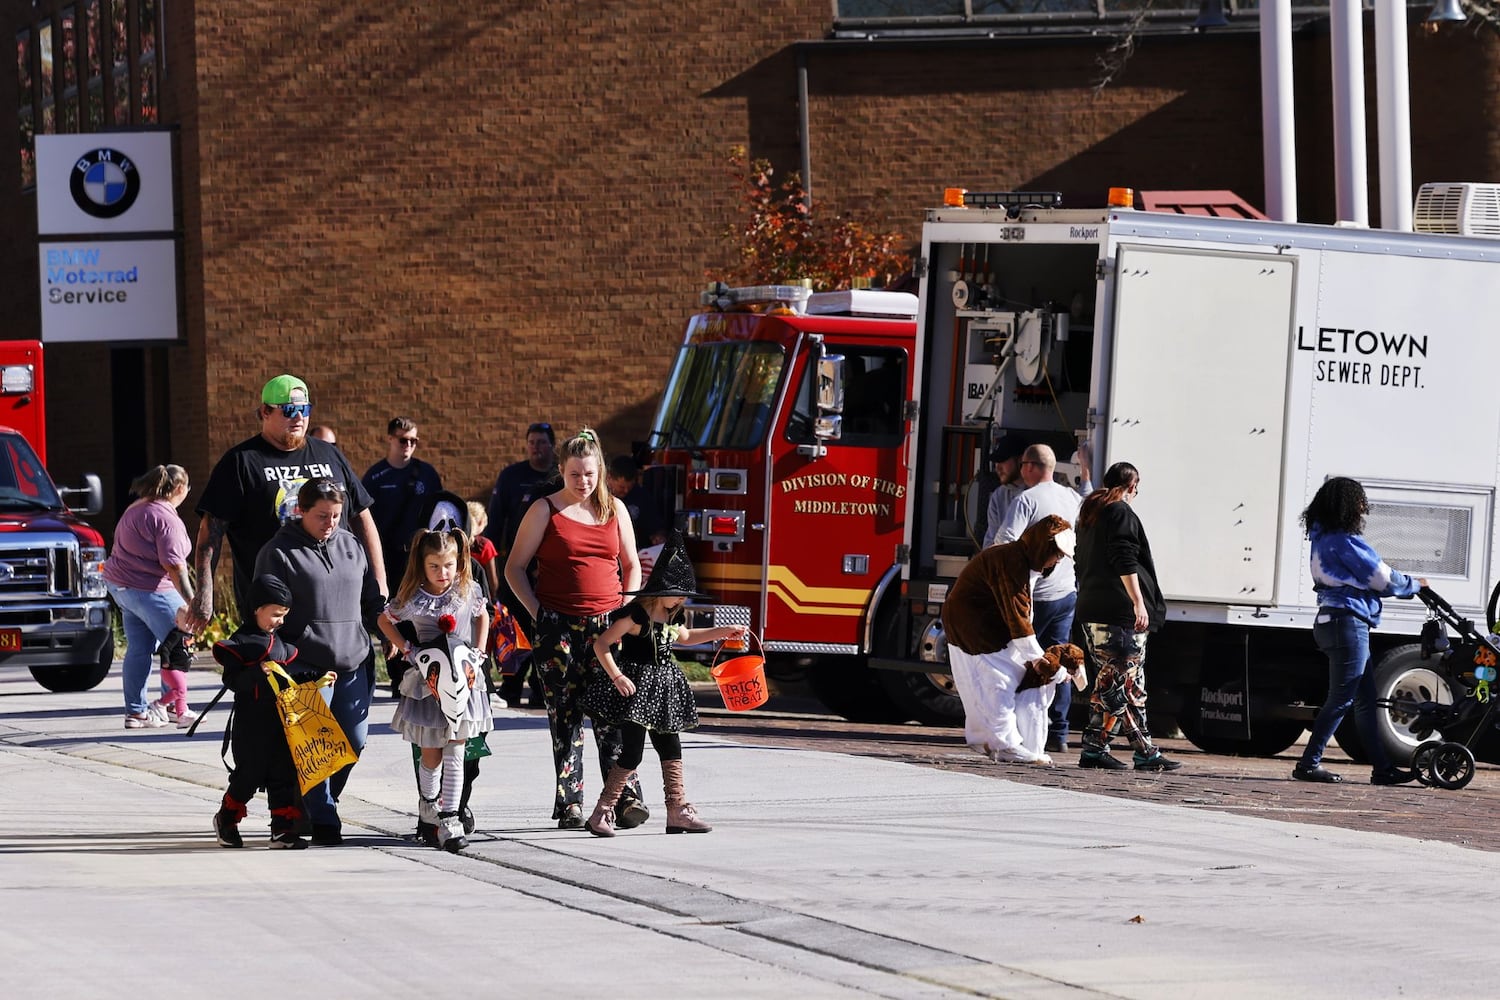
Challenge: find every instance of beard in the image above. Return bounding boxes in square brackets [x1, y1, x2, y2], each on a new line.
[264, 426, 307, 450]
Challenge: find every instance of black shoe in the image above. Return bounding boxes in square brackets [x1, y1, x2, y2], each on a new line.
[1044, 736, 1067, 754]
[442, 834, 468, 853]
[213, 809, 243, 849]
[1292, 764, 1342, 783]
[415, 821, 440, 848]
[615, 791, 650, 829]
[460, 805, 475, 835]
[1078, 751, 1129, 770]
[1133, 752, 1182, 772]
[311, 823, 344, 846]
[269, 832, 309, 850]
[1371, 767, 1417, 786]
[557, 803, 584, 830]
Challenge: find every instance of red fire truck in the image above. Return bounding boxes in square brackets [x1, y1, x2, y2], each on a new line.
[646, 284, 930, 722]
[0, 341, 112, 692]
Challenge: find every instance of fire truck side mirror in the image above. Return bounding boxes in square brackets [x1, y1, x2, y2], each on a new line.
[61, 473, 104, 516]
[816, 354, 846, 415]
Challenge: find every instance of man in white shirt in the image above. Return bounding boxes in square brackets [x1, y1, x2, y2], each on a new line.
[995, 444, 1083, 752]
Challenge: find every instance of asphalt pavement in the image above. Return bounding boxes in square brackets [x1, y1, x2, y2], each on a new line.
[0, 667, 1491, 1000]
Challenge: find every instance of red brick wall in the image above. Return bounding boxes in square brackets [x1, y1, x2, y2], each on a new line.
[3, 4, 1498, 531]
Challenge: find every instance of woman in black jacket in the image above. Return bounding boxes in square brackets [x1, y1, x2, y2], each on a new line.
[1074, 462, 1180, 772]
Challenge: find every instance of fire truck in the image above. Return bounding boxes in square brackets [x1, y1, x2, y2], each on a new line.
[654, 183, 1500, 765]
[0, 341, 112, 692]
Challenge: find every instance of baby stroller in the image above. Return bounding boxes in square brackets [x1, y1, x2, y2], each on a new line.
[1380, 586, 1500, 789]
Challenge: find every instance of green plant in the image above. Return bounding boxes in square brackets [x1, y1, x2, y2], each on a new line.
[713, 146, 909, 292]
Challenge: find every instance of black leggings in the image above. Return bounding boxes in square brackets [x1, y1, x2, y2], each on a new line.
[616, 722, 682, 770]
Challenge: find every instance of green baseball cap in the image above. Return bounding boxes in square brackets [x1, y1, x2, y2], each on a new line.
[261, 374, 309, 405]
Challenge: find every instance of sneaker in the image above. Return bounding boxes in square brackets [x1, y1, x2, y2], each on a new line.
[1078, 751, 1129, 770]
[615, 791, 650, 830]
[556, 803, 584, 830]
[310, 824, 344, 846]
[460, 805, 475, 835]
[1044, 735, 1067, 754]
[213, 810, 243, 849]
[1133, 752, 1182, 772]
[124, 711, 168, 730]
[171, 708, 199, 728]
[1371, 767, 1417, 786]
[269, 832, 309, 850]
[489, 693, 509, 711]
[146, 701, 173, 726]
[1292, 764, 1342, 783]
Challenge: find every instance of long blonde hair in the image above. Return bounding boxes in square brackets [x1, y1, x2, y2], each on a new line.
[395, 528, 475, 606]
[557, 426, 614, 524]
[129, 464, 188, 500]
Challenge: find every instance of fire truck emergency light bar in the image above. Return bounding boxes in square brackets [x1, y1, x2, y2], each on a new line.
[942, 188, 1063, 211]
[701, 282, 813, 312]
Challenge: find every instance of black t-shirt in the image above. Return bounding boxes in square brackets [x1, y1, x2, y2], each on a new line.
[362, 457, 443, 566]
[197, 434, 373, 609]
[484, 460, 558, 551]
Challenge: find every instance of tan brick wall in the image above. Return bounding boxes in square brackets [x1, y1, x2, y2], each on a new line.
[3, 5, 1499, 533]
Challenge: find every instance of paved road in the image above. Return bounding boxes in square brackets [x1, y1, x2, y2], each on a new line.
[1, 669, 1492, 999]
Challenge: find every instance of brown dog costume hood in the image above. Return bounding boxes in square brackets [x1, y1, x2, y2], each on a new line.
[944, 514, 1075, 656]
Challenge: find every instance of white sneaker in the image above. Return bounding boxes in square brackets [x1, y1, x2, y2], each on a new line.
[146, 702, 173, 726]
[172, 708, 199, 728]
[124, 711, 168, 730]
[153, 700, 196, 726]
[489, 693, 509, 711]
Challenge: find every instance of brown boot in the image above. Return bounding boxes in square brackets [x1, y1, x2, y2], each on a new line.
[586, 765, 635, 838]
[662, 759, 712, 834]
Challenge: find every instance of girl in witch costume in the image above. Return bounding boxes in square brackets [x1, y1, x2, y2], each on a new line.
[582, 532, 747, 837]
[379, 528, 492, 852]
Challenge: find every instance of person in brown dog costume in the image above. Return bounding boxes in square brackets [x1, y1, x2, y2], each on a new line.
[943, 515, 1084, 764]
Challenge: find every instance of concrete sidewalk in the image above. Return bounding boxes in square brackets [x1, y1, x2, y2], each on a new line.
[0, 669, 1486, 999]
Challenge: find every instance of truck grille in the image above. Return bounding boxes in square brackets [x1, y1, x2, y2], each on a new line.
[0, 544, 77, 598]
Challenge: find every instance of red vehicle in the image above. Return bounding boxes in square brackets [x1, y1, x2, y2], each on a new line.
[646, 285, 927, 722]
[0, 341, 112, 692]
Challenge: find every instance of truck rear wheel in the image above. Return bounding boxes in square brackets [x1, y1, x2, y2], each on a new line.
[1176, 688, 1305, 757]
[877, 667, 964, 727]
[806, 657, 911, 724]
[1369, 644, 1455, 766]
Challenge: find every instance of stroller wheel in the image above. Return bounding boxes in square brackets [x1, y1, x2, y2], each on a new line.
[1430, 742, 1476, 790]
[1411, 739, 1444, 786]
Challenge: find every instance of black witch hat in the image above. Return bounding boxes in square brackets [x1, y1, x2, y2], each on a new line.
[625, 530, 712, 601]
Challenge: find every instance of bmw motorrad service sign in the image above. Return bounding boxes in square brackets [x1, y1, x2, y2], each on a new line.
[34, 132, 174, 235]
[38, 240, 179, 343]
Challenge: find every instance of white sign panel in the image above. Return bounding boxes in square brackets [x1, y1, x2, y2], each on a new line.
[34, 131, 174, 235]
[38, 240, 179, 343]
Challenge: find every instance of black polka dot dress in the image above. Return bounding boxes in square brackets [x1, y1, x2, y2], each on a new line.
[583, 603, 699, 733]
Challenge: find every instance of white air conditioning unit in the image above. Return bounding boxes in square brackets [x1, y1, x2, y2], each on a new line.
[1413, 183, 1500, 238]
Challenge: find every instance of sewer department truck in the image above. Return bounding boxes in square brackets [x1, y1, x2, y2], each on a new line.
[877, 184, 1500, 763]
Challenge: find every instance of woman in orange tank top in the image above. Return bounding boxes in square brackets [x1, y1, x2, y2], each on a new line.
[505, 427, 644, 829]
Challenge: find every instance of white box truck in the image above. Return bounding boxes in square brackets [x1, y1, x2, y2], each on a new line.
[878, 186, 1500, 763]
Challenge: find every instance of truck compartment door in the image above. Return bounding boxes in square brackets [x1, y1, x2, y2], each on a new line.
[1106, 245, 1296, 604]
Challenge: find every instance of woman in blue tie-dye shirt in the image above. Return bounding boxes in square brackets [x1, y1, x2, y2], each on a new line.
[1293, 477, 1426, 785]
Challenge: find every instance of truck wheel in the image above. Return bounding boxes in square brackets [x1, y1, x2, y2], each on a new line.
[31, 643, 113, 693]
[1333, 714, 1370, 763]
[806, 657, 911, 724]
[1177, 694, 1305, 757]
[877, 667, 965, 727]
[1370, 644, 1455, 765]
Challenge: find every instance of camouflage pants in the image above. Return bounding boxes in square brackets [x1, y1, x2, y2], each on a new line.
[1079, 622, 1159, 758]
[533, 606, 642, 818]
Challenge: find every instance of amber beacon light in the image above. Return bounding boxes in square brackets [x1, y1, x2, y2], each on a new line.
[943, 187, 968, 207]
[1107, 187, 1136, 208]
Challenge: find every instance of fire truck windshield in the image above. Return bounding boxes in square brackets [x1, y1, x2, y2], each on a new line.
[649, 341, 787, 451]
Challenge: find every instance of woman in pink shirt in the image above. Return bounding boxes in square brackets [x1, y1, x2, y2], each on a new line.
[102, 465, 196, 729]
[505, 427, 642, 829]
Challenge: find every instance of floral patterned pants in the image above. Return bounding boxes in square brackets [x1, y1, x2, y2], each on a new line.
[534, 606, 643, 818]
[1079, 622, 1160, 758]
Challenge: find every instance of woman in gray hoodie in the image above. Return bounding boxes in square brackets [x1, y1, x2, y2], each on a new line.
[254, 477, 383, 845]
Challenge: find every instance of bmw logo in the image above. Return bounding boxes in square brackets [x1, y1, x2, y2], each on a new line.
[69, 148, 141, 219]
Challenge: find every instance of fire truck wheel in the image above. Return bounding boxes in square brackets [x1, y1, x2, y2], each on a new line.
[1333, 714, 1370, 764]
[806, 658, 911, 724]
[876, 667, 965, 727]
[1370, 644, 1457, 768]
[31, 644, 113, 692]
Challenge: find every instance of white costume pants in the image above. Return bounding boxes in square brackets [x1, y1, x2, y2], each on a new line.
[949, 641, 1060, 763]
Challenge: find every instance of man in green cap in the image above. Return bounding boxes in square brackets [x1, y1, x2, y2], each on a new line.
[188, 374, 387, 628]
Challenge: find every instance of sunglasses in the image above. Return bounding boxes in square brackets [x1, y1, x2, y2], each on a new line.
[527, 422, 552, 434]
[278, 403, 312, 419]
[394, 436, 418, 446]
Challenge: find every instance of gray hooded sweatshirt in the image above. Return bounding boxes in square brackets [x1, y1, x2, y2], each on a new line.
[252, 522, 381, 672]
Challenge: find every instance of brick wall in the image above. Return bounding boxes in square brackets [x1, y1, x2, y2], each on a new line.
[3, 4, 1498, 532]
